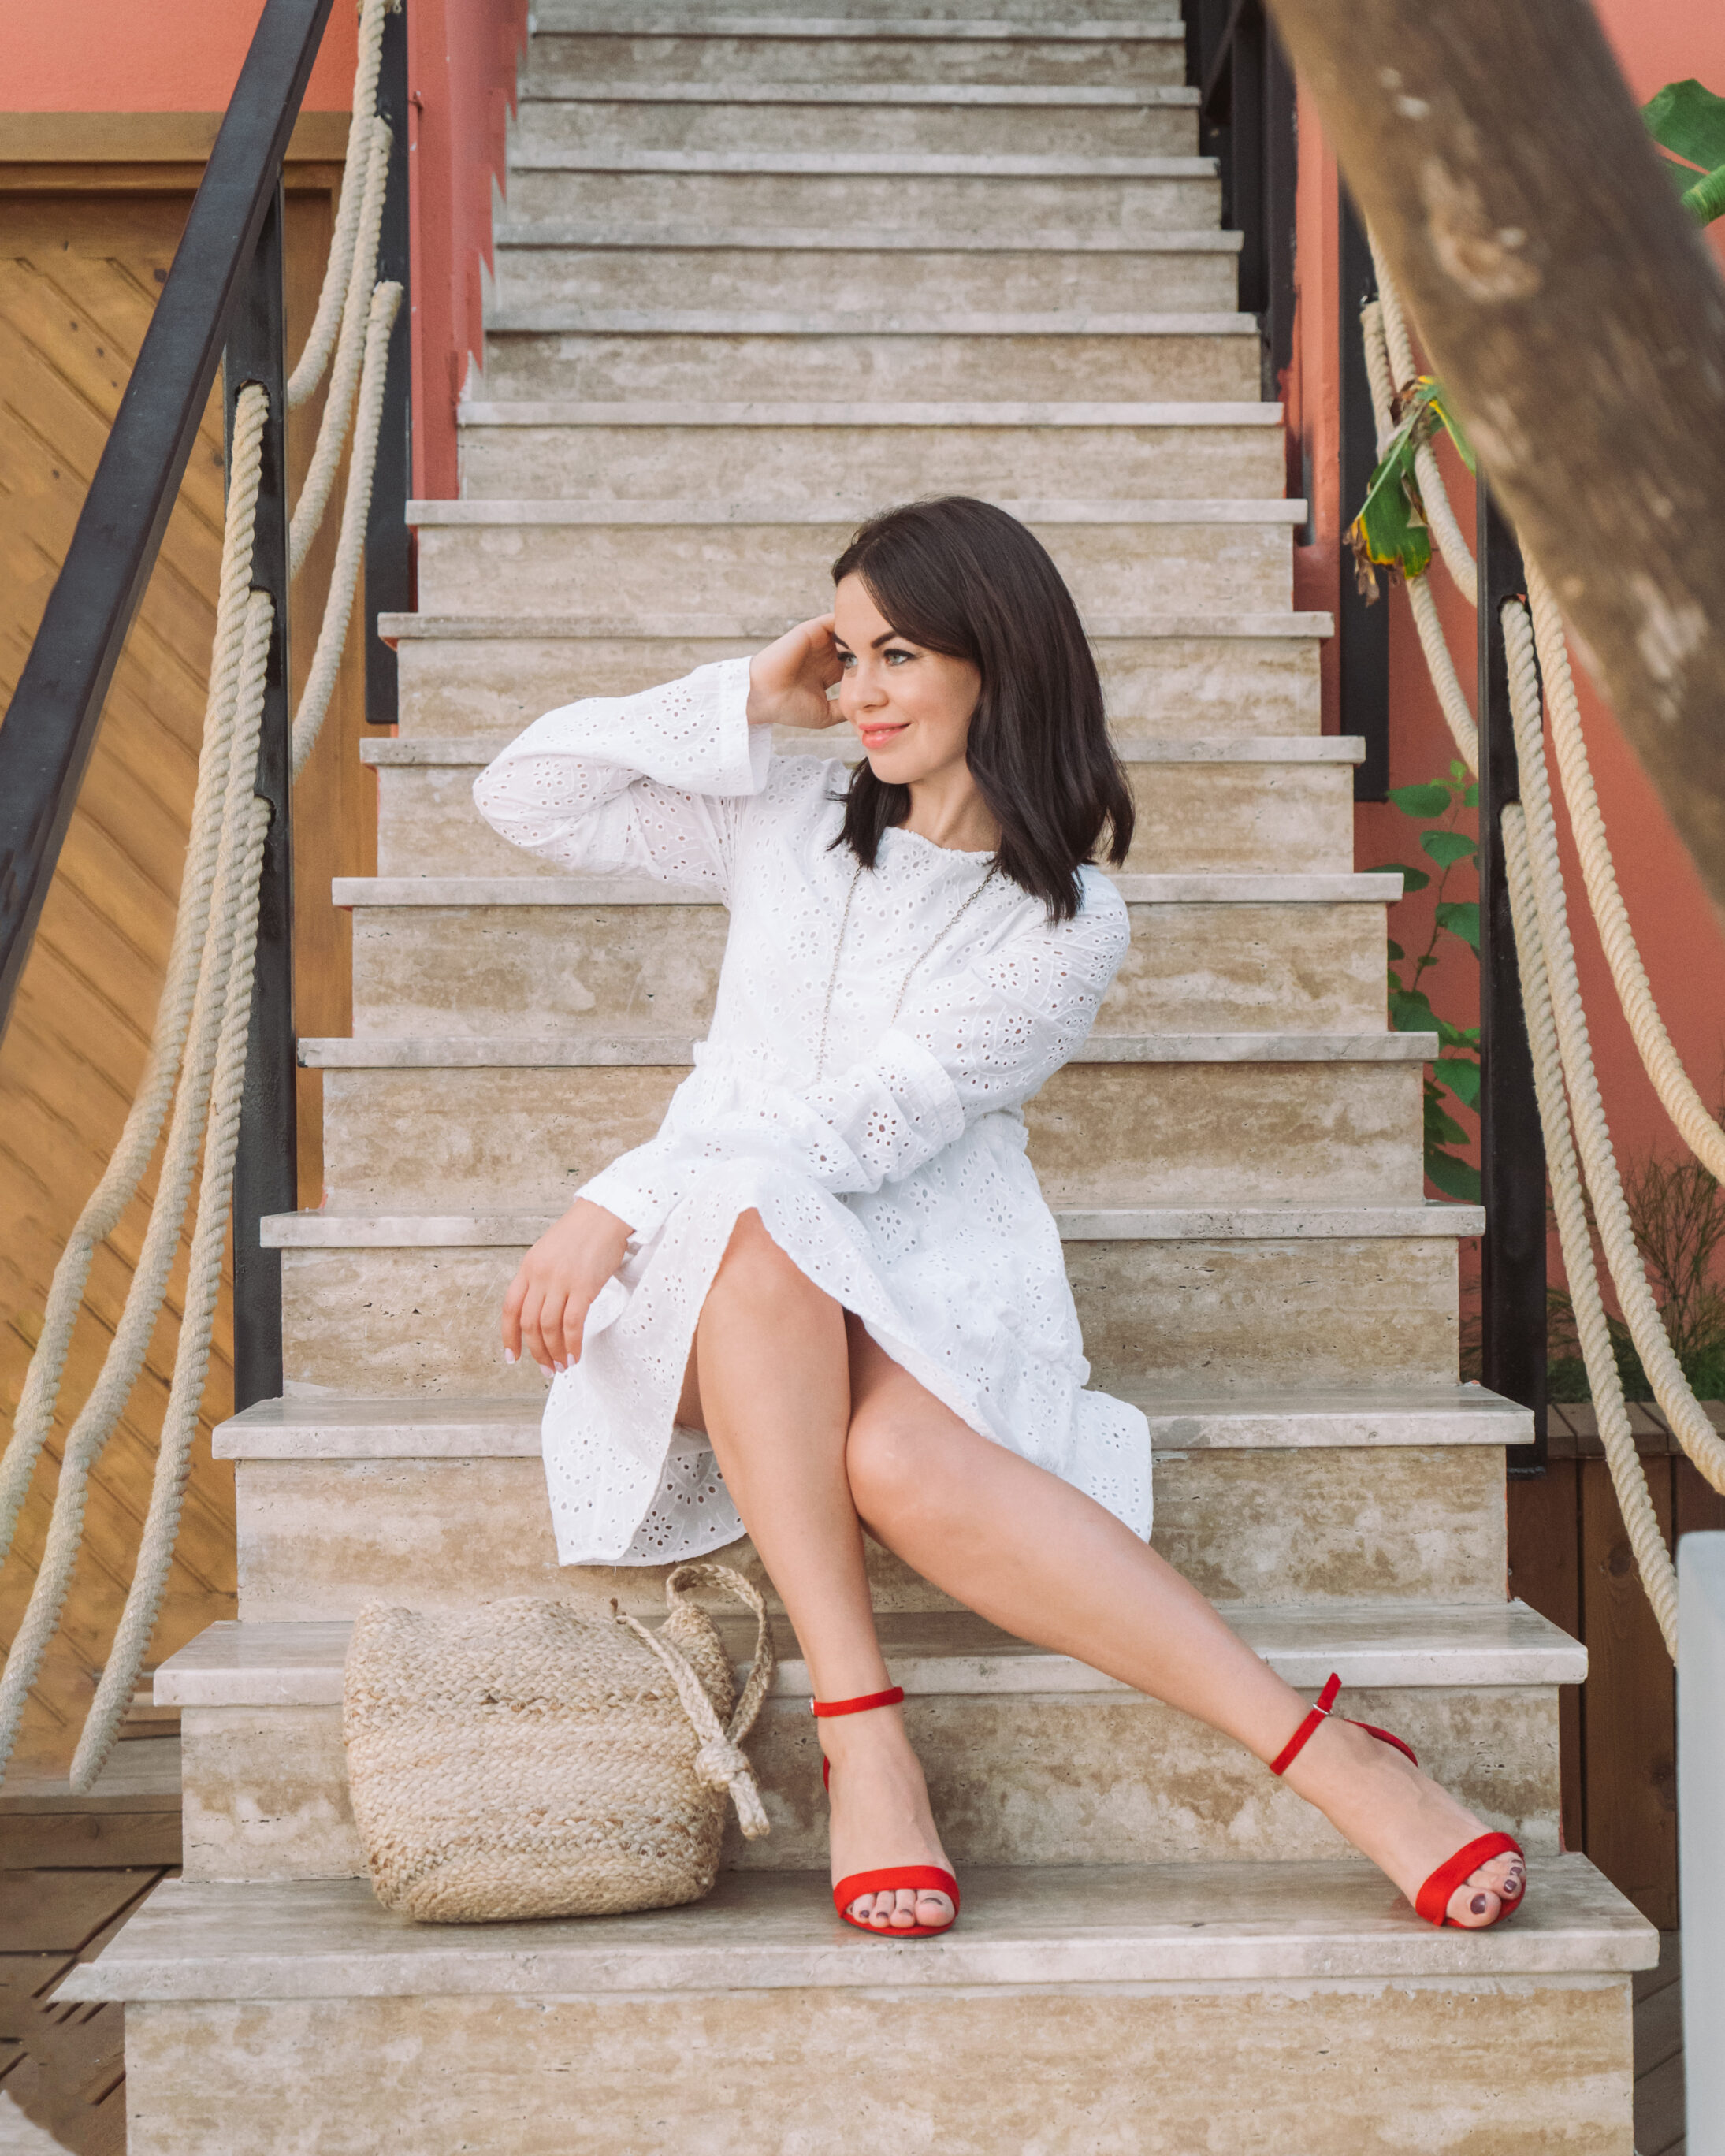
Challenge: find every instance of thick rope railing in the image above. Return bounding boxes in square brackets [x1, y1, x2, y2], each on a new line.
[1358, 247, 1725, 1655]
[0, 0, 403, 1789]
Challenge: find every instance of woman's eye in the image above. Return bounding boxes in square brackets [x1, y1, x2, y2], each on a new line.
[884, 648, 913, 665]
[838, 652, 855, 668]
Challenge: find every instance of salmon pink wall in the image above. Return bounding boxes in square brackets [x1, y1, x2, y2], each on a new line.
[1287, 3, 1725, 1213]
[407, 0, 528, 499]
[0, 0, 358, 111]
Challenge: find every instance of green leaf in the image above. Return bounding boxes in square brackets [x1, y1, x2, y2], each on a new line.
[1436, 899, 1481, 951]
[1642, 79, 1725, 175]
[1370, 859, 1431, 894]
[1424, 381, 1478, 474]
[1426, 1147, 1483, 1203]
[1389, 987, 1436, 1030]
[1684, 162, 1725, 225]
[1434, 1016, 1481, 1052]
[1434, 1055, 1481, 1108]
[1350, 430, 1433, 582]
[1424, 1088, 1470, 1150]
[1385, 939, 1405, 962]
[1389, 782, 1451, 818]
[1421, 829, 1478, 868]
[1462, 782, 1479, 807]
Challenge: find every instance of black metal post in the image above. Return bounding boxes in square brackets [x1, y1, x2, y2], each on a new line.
[226, 188, 297, 1413]
[366, 0, 412, 726]
[1190, 0, 1297, 403]
[1340, 188, 1390, 799]
[1477, 483, 1548, 1473]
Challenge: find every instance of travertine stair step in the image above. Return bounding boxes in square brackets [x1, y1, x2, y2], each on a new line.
[494, 232, 1236, 319]
[455, 399, 1277, 502]
[58, 1864, 1654, 2156]
[407, 499, 1301, 616]
[382, 611, 1330, 738]
[524, 24, 1188, 96]
[217, 1382, 1515, 1620]
[158, 1602, 1577, 1882]
[364, 731, 1359, 878]
[511, 85, 1199, 158]
[537, 2, 1186, 25]
[307, 1032, 1426, 1210]
[524, 23, 1188, 92]
[481, 318, 1258, 400]
[264, 1202, 1481, 1399]
[337, 872, 1396, 1037]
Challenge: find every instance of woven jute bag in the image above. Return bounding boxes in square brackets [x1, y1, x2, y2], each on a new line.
[342, 1560, 775, 1923]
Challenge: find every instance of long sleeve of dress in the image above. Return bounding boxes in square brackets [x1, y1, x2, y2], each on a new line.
[583, 887, 1129, 1243]
[470, 656, 768, 896]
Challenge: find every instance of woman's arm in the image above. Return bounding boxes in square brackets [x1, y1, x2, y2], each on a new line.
[473, 621, 843, 896]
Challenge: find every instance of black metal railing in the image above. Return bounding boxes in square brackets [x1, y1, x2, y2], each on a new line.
[0, 0, 410, 1408]
[1186, 0, 1298, 403]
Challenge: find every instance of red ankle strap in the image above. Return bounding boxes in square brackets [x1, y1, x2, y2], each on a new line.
[1268, 1671, 1342, 1777]
[811, 1686, 904, 1719]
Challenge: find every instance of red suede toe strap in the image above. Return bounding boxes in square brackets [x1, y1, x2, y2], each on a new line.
[1415, 1832, 1525, 1927]
[833, 1866, 960, 1925]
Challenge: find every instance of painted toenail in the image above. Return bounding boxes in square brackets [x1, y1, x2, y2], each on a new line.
[1470, 1894, 1489, 1915]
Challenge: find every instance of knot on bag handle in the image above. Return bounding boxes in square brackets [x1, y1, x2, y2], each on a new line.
[612, 1560, 776, 1840]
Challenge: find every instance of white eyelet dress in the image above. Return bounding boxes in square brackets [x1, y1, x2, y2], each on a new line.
[472, 659, 1153, 1566]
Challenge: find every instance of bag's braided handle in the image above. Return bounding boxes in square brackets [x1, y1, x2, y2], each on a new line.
[613, 1561, 776, 1839]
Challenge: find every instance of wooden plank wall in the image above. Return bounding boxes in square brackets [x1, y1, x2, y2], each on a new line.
[0, 146, 374, 1771]
[1509, 1404, 1725, 1929]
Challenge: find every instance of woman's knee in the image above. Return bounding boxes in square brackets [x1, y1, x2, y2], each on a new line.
[846, 1401, 944, 1528]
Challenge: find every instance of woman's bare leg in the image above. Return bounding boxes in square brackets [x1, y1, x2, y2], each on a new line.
[681, 1213, 953, 1931]
[843, 1322, 1524, 1927]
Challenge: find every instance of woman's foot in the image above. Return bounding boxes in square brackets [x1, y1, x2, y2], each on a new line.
[1281, 1713, 1526, 1927]
[819, 1706, 956, 1933]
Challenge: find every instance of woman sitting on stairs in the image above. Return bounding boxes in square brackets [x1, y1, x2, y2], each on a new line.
[472, 494, 1526, 1942]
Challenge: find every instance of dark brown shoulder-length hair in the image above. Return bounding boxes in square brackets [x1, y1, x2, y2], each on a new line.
[829, 496, 1133, 922]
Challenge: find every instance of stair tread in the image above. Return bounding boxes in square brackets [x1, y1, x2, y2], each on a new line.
[299, 1028, 1436, 1067]
[530, 17, 1188, 40]
[504, 149, 1214, 174]
[155, 1600, 1584, 1708]
[333, 872, 1393, 904]
[517, 80, 1198, 106]
[259, 1203, 1485, 1247]
[491, 226, 1241, 252]
[362, 732, 1356, 764]
[410, 495, 1302, 526]
[57, 1859, 1655, 2002]
[485, 308, 1255, 334]
[378, 608, 1333, 638]
[216, 1383, 1528, 1457]
[457, 399, 1274, 423]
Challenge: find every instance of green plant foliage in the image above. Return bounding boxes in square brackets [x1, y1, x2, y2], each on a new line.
[1546, 1137, 1725, 1401]
[1643, 77, 1725, 225]
[1374, 761, 1481, 1202]
[1348, 379, 1478, 598]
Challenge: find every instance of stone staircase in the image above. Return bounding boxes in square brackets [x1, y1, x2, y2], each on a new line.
[62, 2, 1655, 2147]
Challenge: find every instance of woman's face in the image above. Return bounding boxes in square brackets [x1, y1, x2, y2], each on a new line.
[831, 573, 981, 787]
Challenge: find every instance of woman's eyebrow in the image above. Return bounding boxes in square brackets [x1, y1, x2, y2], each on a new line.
[873, 628, 911, 648]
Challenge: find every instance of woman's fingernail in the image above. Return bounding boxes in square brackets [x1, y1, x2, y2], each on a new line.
[504, 1349, 516, 1366]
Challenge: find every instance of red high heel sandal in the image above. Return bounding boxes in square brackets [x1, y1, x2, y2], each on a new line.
[812, 1686, 960, 1939]
[1270, 1672, 1526, 1929]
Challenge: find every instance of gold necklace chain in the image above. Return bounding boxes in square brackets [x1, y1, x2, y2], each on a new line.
[813, 854, 1000, 1082]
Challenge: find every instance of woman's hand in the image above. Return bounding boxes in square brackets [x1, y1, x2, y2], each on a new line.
[502, 1199, 634, 1377]
[746, 613, 846, 730]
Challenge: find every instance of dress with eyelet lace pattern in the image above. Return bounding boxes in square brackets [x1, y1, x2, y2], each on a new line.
[472, 659, 1152, 1565]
